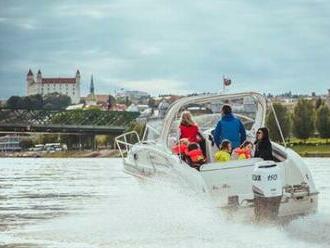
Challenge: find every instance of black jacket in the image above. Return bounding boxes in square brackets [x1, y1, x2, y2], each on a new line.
[254, 140, 273, 160]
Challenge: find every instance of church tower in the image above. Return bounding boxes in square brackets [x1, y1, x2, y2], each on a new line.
[86, 74, 97, 105]
[90, 74, 95, 95]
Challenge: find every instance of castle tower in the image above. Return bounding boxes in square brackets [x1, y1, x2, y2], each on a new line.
[74, 70, 81, 104]
[76, 70, 80, 83]
[26, 69, 35, 95]
[36, 69, 42, 83]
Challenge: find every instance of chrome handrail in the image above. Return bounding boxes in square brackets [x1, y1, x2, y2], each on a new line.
[115, 131, 141, 159]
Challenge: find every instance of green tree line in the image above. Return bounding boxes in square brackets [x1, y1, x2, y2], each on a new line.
[4, 93, 71, 110]
[266, 99, 330, 142]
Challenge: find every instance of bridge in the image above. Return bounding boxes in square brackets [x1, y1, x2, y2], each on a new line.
[0, 109, 140, 135]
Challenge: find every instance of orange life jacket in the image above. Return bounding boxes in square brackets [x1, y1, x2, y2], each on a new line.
[234, 147, 252, 159]
[186, 148, 205, 163]
[172, 143, 188, 155]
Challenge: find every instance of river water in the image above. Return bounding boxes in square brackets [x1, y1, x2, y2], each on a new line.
[0, 158, 329, 248]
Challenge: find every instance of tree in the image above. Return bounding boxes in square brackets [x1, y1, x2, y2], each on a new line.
[29, 94, 43, 109]
[43, 92, 72, 110]
[266, 103, 291, 142]
[6, 94, 44, 109]
[148, 97, 156, 108]
[127, 121, 146, 141]
[315, 104, 330, 139]
[107, 95, 116, 110]
[6, 96, 21, 109]
[292, 99, 315, 140]
[19, 137, 33, 150]
[315, 97, 324, 110]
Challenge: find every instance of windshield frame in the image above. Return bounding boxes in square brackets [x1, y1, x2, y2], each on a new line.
[159, 92, 267, 145]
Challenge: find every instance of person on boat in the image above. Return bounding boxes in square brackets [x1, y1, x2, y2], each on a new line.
[171, 138, 189, 156]
[185, 142, 206, 170]
[213, 105, 246, 149]
[233, 140, 253, 160]
[215, 140, 232, 162]
[179, 111, 206, 156]
[254, 127, 273, 160]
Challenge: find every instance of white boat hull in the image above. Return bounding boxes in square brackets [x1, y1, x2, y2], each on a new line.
[121, 143, 318, 222]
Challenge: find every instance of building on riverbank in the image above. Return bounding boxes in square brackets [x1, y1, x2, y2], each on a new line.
[26, 69, 81, 104]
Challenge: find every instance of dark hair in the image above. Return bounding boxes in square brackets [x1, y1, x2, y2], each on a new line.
[220, 139, 231, 150]
[222, 105, 232, 115]
[257, 127, 270, 141]
[187, 143, 199, 152]
[240, 140, 253, 148]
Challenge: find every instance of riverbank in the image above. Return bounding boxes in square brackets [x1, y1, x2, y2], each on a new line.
[290, 144, 330, 157]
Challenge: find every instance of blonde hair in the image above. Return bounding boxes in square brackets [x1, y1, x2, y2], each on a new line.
[180, 111, 195, 126]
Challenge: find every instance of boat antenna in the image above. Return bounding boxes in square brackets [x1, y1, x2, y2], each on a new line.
[269, 100, 287, 148]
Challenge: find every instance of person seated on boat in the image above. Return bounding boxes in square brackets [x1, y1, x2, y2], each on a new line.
[185, 142, 206, 169]
[254, 127, 273, 161]
[171, 138, 189, 156]
[232, 140, 253, 160]
[213, 105, 246, 149]
[179, 111, 206, 156]
[215, 140, 232, 162]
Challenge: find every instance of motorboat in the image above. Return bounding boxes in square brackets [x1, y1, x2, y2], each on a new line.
[115, 92, 318, 221]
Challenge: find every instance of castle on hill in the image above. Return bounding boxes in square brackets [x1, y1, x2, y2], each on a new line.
[26, 69, 81, 104]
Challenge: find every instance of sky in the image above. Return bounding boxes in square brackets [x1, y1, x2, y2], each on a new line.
[0, 0, 329, 98]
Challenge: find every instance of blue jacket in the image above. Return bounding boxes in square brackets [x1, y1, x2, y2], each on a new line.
[213, 113, 246, 149]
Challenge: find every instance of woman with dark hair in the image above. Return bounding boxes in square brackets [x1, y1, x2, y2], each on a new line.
[254, 127, 273, 160]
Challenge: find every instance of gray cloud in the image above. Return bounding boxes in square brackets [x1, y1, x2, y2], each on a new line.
[0, 0, 329, 98]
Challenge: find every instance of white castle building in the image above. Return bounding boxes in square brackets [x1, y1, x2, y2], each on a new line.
[26, 69, 81, 104]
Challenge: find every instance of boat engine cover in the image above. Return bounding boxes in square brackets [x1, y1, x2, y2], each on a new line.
[252, 161, 283, 198]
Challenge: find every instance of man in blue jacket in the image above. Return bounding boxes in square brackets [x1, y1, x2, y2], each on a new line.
[213, 105, 246, 149]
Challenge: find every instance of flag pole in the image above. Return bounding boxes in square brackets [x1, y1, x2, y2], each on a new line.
[222, 75, 225, 93]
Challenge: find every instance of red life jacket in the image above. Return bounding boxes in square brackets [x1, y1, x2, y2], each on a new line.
[172, 143, 188, 155]
[179, 124, 199, 143]
[186, 148, 205, 163]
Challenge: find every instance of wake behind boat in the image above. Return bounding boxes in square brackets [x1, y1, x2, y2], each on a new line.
[115, 92, 318, 222]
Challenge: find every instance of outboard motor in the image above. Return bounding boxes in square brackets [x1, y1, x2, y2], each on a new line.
[252, 161, 283, 221]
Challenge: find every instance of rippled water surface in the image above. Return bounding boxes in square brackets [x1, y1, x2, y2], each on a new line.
[0, 158, 329, 248]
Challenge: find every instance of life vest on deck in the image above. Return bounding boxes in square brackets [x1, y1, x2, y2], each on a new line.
[234, 147, 252, 160]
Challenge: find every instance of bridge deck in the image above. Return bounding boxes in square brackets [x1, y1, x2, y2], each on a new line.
[0, 109, 139, 134]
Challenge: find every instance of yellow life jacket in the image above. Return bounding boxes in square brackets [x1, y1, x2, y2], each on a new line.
[214, 150, 231, 162]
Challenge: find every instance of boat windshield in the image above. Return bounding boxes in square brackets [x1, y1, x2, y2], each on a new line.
[143, 119, 163, 141]
[167, 95, 260, 144]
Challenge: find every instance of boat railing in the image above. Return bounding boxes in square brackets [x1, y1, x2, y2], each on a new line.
[115, 131, 141, 158]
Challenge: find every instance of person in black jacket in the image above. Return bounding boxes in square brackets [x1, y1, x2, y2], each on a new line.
[254, 127, 273, 160]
